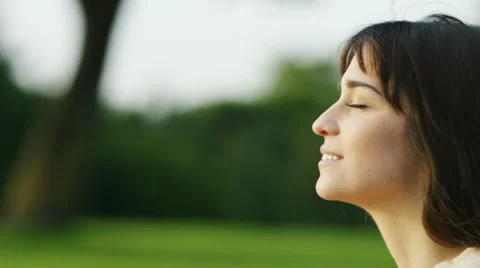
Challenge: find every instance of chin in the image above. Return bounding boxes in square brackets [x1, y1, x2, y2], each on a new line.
[315, 178, 344, 201]
[315, 177, 368, 205]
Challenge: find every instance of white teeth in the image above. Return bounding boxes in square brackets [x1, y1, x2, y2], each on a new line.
[322, 154, 341, 161]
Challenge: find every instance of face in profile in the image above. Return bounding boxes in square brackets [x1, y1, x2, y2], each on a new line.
[312, 55, 425, 209]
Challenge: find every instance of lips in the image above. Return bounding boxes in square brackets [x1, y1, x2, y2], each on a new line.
[320, 146, 343, 160]
[318, 146, 343, 168]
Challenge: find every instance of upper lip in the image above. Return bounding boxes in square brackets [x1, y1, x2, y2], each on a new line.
[320, 146, 343, 158]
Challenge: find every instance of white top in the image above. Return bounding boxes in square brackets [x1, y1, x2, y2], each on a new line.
[434, 248, 480, 268]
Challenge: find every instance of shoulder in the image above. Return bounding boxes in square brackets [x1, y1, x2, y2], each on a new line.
[434, 248, 480, 268]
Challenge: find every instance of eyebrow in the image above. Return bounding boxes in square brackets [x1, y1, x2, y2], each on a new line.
[338, 80, 382, 96]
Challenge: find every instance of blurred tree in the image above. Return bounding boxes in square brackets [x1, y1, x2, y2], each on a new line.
[2, 0, 123, 229]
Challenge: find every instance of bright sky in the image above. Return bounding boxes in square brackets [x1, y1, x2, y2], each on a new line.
[0, 0, 478, 112]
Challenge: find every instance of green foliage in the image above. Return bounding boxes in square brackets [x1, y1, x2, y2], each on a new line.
[1, 56, 370, 227]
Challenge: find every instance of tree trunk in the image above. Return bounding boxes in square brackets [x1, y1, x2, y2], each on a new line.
[2, 0, 122, 230]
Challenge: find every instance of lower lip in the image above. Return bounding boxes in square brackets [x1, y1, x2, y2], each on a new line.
[318, 159, 342, 167]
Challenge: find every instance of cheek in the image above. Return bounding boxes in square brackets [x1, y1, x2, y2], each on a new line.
[343, 115, 417, 194]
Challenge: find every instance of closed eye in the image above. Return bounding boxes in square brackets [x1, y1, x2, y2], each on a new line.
[346, 103, 368, 109]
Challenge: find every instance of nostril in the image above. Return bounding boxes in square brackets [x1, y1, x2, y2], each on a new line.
[312, 125, 325, 136]
[319, 130, 329, 136]
[312, 124, 328, 136]
[312, 113, 338, 136]
[313, 120, 339, 137]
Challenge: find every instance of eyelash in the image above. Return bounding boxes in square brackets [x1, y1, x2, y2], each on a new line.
[346, 103, 368, 109]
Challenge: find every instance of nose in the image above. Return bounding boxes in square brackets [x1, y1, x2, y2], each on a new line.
[312, 105, 340, 137]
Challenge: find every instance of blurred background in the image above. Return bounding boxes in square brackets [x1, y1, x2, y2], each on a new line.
[0, 0, 478, 267]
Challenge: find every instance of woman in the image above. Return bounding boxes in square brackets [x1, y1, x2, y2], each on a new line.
[312, 14, 480, 268]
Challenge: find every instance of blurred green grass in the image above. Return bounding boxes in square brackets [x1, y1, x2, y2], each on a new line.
[0, 220, 394, 267]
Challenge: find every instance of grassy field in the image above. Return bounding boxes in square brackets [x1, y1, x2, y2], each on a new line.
[0, 220, 395, 267]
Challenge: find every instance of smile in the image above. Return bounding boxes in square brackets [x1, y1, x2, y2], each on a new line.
[318, 154, 343, 167]
[321, 154, 342, 161]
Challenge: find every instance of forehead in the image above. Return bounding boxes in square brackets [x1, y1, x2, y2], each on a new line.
[342, 55, 381, 87]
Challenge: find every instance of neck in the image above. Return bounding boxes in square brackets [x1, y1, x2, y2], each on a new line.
[365, 198, 465, 268]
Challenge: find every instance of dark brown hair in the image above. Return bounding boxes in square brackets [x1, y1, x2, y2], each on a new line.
[339, 14, 480, 248]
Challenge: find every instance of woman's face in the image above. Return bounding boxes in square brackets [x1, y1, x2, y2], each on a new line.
[312, 55, 424, 209]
